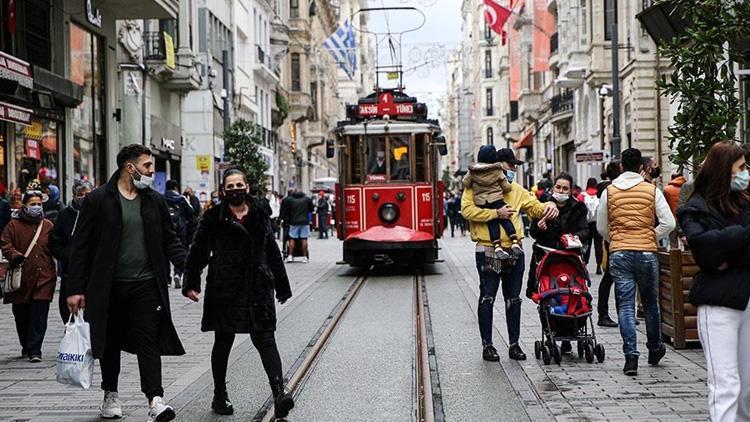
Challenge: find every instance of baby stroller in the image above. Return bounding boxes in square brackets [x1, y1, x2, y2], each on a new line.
[531, 245, 605, 365]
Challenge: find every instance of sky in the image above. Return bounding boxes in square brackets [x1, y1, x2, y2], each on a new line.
[364, 0, 463, 117]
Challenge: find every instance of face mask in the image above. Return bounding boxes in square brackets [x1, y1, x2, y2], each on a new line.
[130, 166, 154, 190]
[25, 204, 43, 218]
[224, 189, 247, 206]
[731, 170, 750, 191]
[552, 192, 570, 203]
[505, 170, 516, 184]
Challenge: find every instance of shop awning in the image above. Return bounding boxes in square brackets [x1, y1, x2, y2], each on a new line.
[33, 66, 83, 108]
[515, 129, 533, 149]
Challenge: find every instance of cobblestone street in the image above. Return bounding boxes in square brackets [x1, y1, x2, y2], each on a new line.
[0, 235, 709, 421]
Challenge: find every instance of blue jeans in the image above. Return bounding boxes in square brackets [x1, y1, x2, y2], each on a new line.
[480, 200, 517, 244]
[475, 252, 525, 346]
[609, 251, 662, 357]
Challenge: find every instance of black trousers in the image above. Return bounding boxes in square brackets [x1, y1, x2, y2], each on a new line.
[211, 330, 283, 395]
[100, 280, 163, 401]
[12, 300, 50, 357]
[59, 277, 70, 324]
[583, 223, 604, 266]
[598, 241, 615, 316]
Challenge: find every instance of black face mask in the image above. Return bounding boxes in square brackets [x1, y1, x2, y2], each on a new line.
[651, 167, 661, 179]
[224, 189, 247, 206]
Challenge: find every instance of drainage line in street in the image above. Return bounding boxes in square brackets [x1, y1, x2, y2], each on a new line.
[415, 272, 445, 422]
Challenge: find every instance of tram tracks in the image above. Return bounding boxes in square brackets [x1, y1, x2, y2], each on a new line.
[252, 269, 444, 421]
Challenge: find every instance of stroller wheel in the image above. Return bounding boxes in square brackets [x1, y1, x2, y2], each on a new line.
[552, 345, 562, 365]
[542, 346, 551, 365]
[577, 341, 584, 358]
[595, 344, 605, 363]
[584, 341, 595, 364]
[534, 341, 542, 360]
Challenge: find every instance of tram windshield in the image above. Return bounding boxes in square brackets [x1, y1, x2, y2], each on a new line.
[364, 135, 411, 182]
[390, 135, 410, 181]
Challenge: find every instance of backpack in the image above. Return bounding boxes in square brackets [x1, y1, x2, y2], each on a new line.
[167, 201, 185, 234]
[583, 192, 599, 223]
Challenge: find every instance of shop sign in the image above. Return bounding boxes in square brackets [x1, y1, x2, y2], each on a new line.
[162, 137, 177, 151]
[195, 155, 211, 171]
[86, 0, 102, 28]
[150, 116, 182, 156]
[575, 151, 607, 163]
[164, 33, 175, 69]
[0, 51, 32, 89]
[25, 139, 41, 160]
[0, 101, 32, 126]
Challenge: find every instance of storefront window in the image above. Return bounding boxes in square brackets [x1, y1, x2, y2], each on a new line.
[70, 23, 104, 185]
[14, 118, 59, 192]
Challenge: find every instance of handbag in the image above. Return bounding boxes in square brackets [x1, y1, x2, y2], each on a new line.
[3, 222, 44, 294]
[560, 233, 583, 250]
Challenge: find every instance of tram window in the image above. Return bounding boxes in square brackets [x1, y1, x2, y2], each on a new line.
[390, 135, 410, 181]
[415, 135, 426, 182]
[366, 136, 388, 182]
[347, 136, 361, 184]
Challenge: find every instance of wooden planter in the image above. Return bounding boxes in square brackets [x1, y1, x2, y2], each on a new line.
[658, 249, 700, 349]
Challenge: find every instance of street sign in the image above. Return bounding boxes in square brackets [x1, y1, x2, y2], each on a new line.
[575, 151, 607, 163]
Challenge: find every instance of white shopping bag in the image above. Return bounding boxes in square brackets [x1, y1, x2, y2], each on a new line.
[56, 310, 94, 389]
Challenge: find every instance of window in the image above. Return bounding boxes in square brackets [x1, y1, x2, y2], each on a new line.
[486, 127, 494, 145]
[291, 53, 301, 91]
[310, 81, 318, 121]
[290, 0, 299, 18]
[484, 22, 492, 40]
[484, 50, 493, 78]
[580, 0, 588, 46]
[486, 88, 494, 116]
[604, 0, 614, 41]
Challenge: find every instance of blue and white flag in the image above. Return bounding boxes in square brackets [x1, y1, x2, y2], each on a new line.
[323, 20, 357, 80]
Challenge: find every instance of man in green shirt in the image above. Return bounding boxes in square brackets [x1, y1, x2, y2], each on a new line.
[67, 144, 187, 422]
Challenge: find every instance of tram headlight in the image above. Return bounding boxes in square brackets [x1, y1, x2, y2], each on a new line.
[378, 203, 400, 224]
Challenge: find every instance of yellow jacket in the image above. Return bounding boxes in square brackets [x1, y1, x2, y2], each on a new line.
[461, 183, 547, 248]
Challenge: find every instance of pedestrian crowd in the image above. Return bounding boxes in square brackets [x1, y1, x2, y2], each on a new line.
[460, 142, 748, 421]
[0, 144, 298, 421]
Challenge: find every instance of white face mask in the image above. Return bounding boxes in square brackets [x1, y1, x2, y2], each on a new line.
[130, 165, 154, 190]
[552, 192, 570, 203]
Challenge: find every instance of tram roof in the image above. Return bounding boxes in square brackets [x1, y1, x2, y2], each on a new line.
[335, 120, 441, 136]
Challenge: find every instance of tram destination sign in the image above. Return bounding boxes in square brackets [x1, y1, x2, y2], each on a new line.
[358, 92, 414, 117]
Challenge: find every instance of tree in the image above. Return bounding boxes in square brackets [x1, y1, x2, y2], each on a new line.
[223, 119, 269, 189]
[657, 0, 750, 170]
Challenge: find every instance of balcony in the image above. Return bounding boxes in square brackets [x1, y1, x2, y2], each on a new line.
[254, 45, 281, 83]
[550, 91, 574, 124]
[142, 31, 201, 92]
[518, 90, 543, 122]
[107, 0, 178, 19]
[288, 91, 313, 121]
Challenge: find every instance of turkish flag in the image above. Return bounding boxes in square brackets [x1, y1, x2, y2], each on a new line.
[484, 0, 512, 35]
[8, 0, 16, 33]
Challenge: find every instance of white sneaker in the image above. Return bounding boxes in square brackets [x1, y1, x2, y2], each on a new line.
[147, 396, 175, 422]
[285, 255, 294, 263]
[511, 242, 524, 256]
[301, 257, 309, 263]
[494, 247, 510, 260]
[100, 391, 123, 419]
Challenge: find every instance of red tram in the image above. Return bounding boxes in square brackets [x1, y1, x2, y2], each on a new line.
[328, 89, 448, 266]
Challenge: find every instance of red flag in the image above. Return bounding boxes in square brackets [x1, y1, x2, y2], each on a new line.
[484, 0, 512, 35]
[8, 0, 16, 33]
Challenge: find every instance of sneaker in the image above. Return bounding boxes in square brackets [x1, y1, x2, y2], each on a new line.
[147, 396, 175, 422]
[494, 248, 511, 260]
[510, 242, 524, 257]
[648, 344, 666, 365]
[100, 391, 123, 419]
[301, 257, 309, 264]
[211, 391, 234, 415]
[623, 355, 638, 376]
[597, 315, 618, 327]
[284, 255, 294, 263]
[482, 345, 500, 362]
[508, 343, 527, 360]
[28, 355, 42, 363]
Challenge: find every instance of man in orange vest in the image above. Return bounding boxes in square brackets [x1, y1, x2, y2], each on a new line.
[596, 148, 676, 376]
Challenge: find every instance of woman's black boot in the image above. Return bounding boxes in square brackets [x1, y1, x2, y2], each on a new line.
[211, 389, 234, 415]
[271, 376, 294, 419]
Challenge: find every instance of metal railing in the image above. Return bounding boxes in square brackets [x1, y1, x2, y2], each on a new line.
[551, 91, 574, 115]
[143, 31, 168, 61]
[256, 45, 266, 65]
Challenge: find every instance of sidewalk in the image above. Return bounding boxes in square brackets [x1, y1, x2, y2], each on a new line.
[0, 236, 339, 422]
[440, 234, 708, 421]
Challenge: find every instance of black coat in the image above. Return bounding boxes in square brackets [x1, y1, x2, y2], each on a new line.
[529, 198, 590, 251]
[67, 172, 188, 359]
[183, 198, 291, 333]
[280, 192, 313, 226]
[50, 205, 79, 279]
[678, 194, 750, 310]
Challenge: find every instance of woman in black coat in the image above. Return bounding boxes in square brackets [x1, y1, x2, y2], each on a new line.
[183, 168, 293, 418]
[677, 142, 750, 422]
